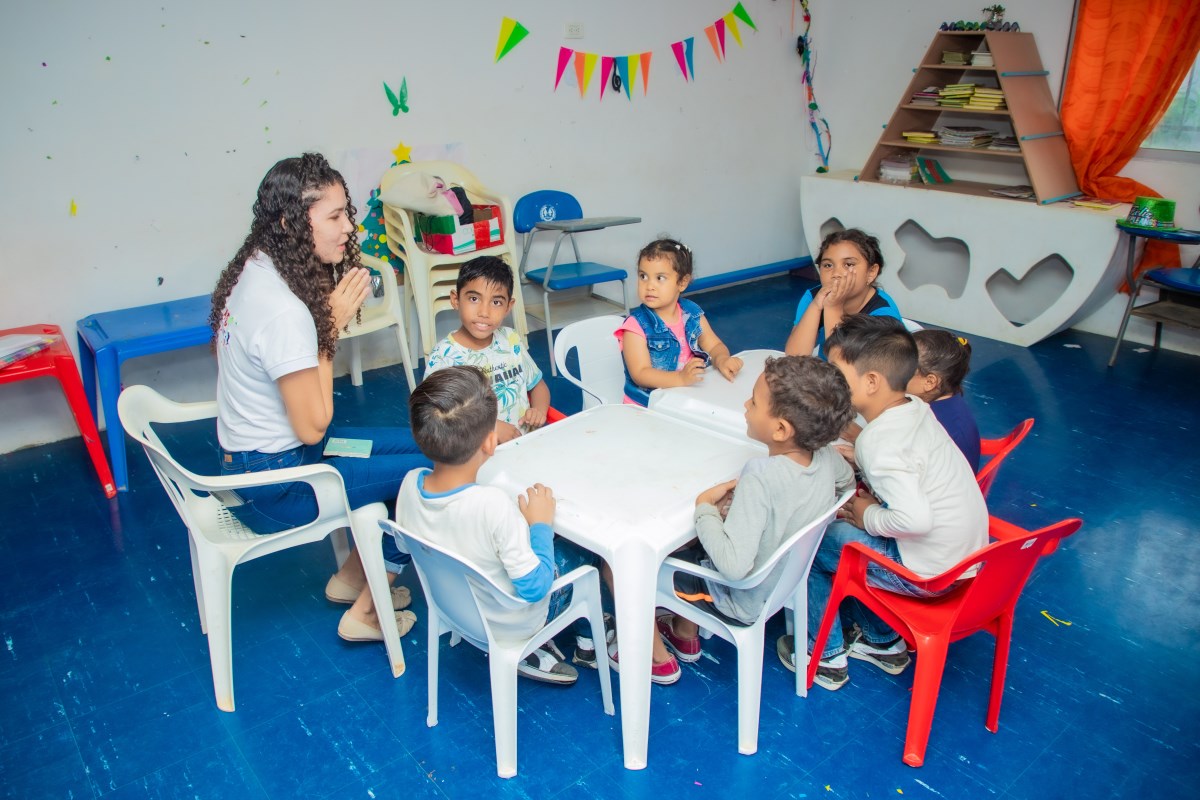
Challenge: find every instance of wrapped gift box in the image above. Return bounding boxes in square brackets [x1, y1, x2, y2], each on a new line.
[418, 204, 504, 255]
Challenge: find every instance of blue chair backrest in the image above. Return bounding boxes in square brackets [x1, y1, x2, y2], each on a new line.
[513, 190, 583, 234]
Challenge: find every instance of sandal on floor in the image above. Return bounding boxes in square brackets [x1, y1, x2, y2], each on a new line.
[337, 609, 418, 642]
[325, 574, 412, 610]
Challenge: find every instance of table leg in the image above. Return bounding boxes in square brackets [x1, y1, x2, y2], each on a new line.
[96, 348, 128, 492]
[77, 331, 99, 426]
[1108, 232, 1140, 368]
[609, 542, 659, 770]
[54, 354, 117, 498]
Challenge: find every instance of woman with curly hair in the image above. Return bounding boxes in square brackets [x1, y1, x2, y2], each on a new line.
[211, 153, 428, 643]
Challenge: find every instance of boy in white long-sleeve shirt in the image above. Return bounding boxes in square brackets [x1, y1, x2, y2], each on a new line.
[777, 314, 988, 691]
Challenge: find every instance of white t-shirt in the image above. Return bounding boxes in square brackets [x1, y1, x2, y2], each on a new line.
[396, 470, 546, 641]
[216, 251, 319, 453]
[857, 397, 989, 579]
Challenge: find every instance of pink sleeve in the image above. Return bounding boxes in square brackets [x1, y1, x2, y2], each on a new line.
[614, 316, 644, 353]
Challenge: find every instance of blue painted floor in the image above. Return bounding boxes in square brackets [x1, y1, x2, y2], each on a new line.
[2, 272, 1197, 799]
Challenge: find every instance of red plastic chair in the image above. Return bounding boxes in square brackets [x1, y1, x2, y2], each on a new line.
[976, 418, 1034, 498]
[0, 324, 117, 498]
[807, 514, 1082, 768]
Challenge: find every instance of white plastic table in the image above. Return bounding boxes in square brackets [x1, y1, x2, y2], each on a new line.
[647, 349, 783, 442]
[477, 404, 762, 770]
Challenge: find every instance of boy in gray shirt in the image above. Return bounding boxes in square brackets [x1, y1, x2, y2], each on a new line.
[659, 356, 856, 662]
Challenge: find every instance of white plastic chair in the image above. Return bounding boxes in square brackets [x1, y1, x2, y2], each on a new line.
[552, 314, 627, 409]
[117, 385, 405, 711]
[381, 519, 614, 779]
[340, 254, 416, 390]
[378, 161, 529, 359]
[654, 489, 851, 755]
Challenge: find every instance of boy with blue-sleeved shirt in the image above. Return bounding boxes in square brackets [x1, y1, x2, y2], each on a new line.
[395, 365, 577, 684]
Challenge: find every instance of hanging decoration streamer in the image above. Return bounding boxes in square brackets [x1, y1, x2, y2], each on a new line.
[551, 3, 755, 100]
[796, 0, 831, 172]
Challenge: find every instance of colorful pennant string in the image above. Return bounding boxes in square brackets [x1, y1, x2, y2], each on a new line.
[549, 4, 757, 99]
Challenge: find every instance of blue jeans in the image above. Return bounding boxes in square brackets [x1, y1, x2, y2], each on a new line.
[546, 538, 602, 638]
[807, 520, 947, 659]
[219, 425, 431, 572]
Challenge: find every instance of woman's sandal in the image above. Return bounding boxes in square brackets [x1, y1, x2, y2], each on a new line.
[337, 609, 418, 642]
[325, 573, 412, 610]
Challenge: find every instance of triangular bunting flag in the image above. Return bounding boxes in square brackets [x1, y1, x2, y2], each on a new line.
[704, 24, 723, 62]
[626, 54, 637, 99]
[614, 56, 630, 100]
[723, 12, 743, 47]
[555, 47, 573, 91]
[575, 51, 598, 97]
[600, 56, 614, 99]
[685, 36, 695, 78]
[639, 52, 652, 95]
[671, 40, 689, 80]
[715, 18, 727, 57]
[732, 2, 757, 30]
[495, 17, 529, 62]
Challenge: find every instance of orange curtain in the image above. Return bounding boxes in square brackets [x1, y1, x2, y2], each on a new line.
[1060, 0, 1200, 287]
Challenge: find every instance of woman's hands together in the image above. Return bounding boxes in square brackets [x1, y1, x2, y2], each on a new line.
[330, 267, 372, 331]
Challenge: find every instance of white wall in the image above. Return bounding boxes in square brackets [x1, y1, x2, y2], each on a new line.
[811, 0, 1200, 353]
[0, 0, 810, 452]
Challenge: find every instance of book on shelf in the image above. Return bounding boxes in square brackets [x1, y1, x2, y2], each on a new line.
[878, 154, 918, 184]
[986, 135, 1020, 152]
[937, 125, 995, 147]
[917, 157, 952, 185]
[0, 334, 56, 368]
[1070, 196, 1123, 211]
[988, 184, 1036, 200]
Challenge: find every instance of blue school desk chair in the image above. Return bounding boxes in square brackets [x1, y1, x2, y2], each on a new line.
[1108, 223, 1200, 367]
[77, 295, 212, 491]
[514, 190, 638, 375]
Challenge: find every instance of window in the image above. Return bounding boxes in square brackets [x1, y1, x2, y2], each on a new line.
[1142, 56, 1200, 153]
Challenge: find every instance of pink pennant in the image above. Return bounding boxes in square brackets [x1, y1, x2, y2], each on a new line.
[639, 52, 652, 95]
[554, 46, 573, 91]
[671, 40, 689, 80]
[703, 24, 723, 63]
[600, 56, 614, 99]
[715, 18, 727, 57]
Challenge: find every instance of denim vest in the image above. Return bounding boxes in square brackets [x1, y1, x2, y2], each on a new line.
[622, 299, 706, 406]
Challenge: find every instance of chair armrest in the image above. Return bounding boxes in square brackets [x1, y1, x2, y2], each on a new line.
[840, 541, 961, 592]
[658, 555, 769, 592]
[190, 461, 351, 522]
[988, 514, 1062, 554]
[550, 564, 599, 594]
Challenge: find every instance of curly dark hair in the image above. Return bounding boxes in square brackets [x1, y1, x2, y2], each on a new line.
[638, 237, 694, 280]
[762, 356, 855, 452]
[209, 153, 360, 360]
[912, 329, 972, 395]
[410, 366, 497, 465]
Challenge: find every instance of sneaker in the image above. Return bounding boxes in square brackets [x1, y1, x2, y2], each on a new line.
[656, 614, 701, 663]
[606, 632, 682, 685]
[847, 630, 912, 675]
[517, 639, 578, 685]
[572, 613, 616, 669]
[775, 634, 849, 691]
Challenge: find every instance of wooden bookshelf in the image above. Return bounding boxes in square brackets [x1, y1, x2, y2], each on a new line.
[862, 31, 1080, 204]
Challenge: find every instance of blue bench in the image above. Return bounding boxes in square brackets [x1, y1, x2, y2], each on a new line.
[77, 295, 212, 491]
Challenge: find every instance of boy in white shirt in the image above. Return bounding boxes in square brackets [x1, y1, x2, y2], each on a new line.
[395, 365, 576, 684]
[778, 315, 988, 690]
